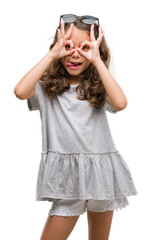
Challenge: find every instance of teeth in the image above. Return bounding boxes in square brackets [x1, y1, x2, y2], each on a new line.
[71, 62, 81, 65]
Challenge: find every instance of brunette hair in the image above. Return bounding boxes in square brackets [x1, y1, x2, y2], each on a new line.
[40, 18, 111, 109]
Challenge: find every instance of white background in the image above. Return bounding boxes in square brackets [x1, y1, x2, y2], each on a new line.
[0, 0, 152, 239]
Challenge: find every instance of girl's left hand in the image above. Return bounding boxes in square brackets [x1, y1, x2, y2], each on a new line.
[77, 24, 104, 65]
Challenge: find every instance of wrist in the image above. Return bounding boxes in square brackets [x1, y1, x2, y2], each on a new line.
[92, 58, 104, 68]
[47, 51, 56, 62]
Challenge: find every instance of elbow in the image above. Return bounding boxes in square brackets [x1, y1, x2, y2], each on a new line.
[14, 87, 25, 100]
[117, 98, 128, 111]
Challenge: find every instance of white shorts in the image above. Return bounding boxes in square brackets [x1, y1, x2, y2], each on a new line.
[48, 197, 129, 217]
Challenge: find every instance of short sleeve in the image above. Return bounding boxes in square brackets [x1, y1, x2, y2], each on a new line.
[105, 96, 118, 114]
[27, 81, 43, 111]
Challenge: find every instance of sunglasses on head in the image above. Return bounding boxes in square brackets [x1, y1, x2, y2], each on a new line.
[59, 14, 100, 26]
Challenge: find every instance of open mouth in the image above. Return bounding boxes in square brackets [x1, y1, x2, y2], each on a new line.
[66, 62, 82, 69]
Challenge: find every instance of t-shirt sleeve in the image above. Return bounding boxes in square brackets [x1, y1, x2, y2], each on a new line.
[105, 96, 118, 114]
[27, 80, 44, 111]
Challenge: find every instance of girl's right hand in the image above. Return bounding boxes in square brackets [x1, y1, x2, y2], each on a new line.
[50, 21, 75, 60]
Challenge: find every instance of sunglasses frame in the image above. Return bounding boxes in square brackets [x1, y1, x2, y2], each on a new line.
[59, 14, 100, 27]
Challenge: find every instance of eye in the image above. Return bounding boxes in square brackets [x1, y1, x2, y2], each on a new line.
[65, 45, 70, 50]
[82, 45, 89, 51]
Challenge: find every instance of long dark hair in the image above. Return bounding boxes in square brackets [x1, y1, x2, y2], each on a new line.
[40, 18, 111, 109]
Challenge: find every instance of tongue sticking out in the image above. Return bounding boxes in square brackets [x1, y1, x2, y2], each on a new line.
[66, 62, 82, 66]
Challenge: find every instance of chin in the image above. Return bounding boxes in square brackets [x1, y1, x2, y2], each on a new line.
[66, 67, 87, 76]
[65, 69, 81, 76]
[69, 72, 81, 76]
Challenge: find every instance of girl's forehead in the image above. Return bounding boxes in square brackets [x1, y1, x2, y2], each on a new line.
[65, 27, 90, 42]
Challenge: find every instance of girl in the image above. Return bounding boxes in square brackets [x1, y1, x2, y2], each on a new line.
[14, 14, 137, 240]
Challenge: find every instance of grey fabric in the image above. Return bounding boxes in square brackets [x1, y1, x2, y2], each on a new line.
[27, 81, 137, 202]
[48, 197, 130, 216]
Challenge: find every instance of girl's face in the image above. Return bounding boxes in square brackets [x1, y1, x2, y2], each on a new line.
[61, 26, 91, 78]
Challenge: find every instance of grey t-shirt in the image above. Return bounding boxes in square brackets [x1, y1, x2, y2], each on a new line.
[27, 80, 137, 202]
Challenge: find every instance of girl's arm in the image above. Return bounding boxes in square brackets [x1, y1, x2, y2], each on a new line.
[14, 52, 54, 100]
[93, 59, 128, 111]
[14, 22, 75, 100]
[77, 24, 127, 111]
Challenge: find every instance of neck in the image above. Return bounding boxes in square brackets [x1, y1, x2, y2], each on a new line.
[69, 76, 81, 84]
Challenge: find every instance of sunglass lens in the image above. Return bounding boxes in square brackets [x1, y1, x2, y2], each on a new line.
[83, 19, 93, 24]
[83, 19, 98, 25]
[62, 15, 76, 23]
[81, 15, 99, 25]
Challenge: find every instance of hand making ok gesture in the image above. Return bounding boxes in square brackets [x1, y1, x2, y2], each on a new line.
[77, 24, 104, 65]
[50, 21, 75, 60]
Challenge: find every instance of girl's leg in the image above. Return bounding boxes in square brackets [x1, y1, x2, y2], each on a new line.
[40, 198, 86, 240]
[86, 197, 129, 240]
[40, 215, 80, 240]
[87, 209, 114, 240]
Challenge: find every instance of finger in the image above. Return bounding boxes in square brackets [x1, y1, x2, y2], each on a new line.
[80, 40, 91, 47]
[80, 40, 91, 50]
[90, 24, 95, 41]
[77, 47, 87, 57]
[57, 28, 61, 42]
[97, 26, 104, 45]
[65, 39, 74, 49]
[60, 21, 65, 36]
[65, 48, 75, 56]
[64, 23, 74, 40]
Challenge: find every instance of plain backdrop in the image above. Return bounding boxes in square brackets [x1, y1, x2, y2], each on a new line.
[0, 0, 152, 239]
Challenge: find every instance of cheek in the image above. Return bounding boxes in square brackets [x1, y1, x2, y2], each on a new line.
[86, 62, 91, 70]
[61, 57, 66, 66]
[85, 59, 91, 67]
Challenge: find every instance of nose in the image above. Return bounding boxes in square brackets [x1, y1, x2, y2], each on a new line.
[72, 48, 81, 57]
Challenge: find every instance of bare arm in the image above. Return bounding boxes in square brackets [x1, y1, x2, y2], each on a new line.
[14, 52, 54, 100]
[14, 22, 75, 100]
[94, 59, 128, 111]
[77, 24, 127, 111]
